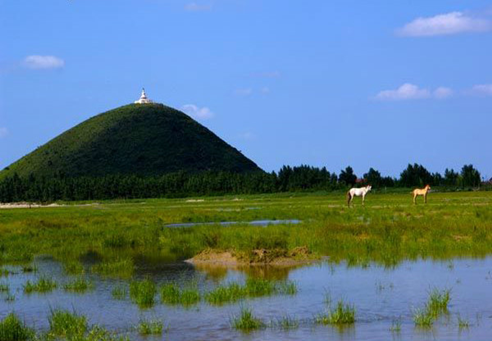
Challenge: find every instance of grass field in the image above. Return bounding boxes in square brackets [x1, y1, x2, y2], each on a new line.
[1, 190, 491, 270]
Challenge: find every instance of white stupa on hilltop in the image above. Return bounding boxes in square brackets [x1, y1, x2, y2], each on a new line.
[134, 88, 154, 104]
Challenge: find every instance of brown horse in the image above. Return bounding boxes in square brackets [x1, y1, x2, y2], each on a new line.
[412, 184, 431, 204]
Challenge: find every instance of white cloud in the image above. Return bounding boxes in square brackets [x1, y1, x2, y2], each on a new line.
[234, 88, 253, 96]
[434, 87, 453, 99]
[471, 84, 492, 96]
[260, 87, 270, 94]
[181, 104, 214, 120]
[397, 12, 491, 37]
[375, 83, 454, 101]
[184, 2, 211, 12]
[23, 55, 65, 70]
[0, 127, 8, 138]
[375, 83, 431, 101]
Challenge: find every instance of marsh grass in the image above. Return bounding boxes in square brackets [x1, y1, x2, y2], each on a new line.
[0, 282, 9, 292]
[427, 288, 451, 316]
[91, 258, 134, 279]
[21, 265, 37, 273]
[270, 316, 299, 330]
[413, 308, 434, 328]
[0, 313, 34, 341]
[48, 309, 88, 338]
[413, 288, 451, 328]
[316, 300, 356, 325]
[457, 315, 470, 329]
[2, 192, 492, 270]
[64, 261, 84, 275]
[205, 279, 297, 305]
[231, 307, 265, 332]
[0, 268, 10, 277]
[130, 279, 157, 308]
[390, 319, 402, 332]
[136, 318, 164, 335]
[23, 276, 57, 293]
[111, 285, 127, 300]
[160, 283, 200, 306]
[63, 277, 94, 293]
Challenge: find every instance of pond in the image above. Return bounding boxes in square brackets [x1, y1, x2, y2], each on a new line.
[1, 256, 492, 341]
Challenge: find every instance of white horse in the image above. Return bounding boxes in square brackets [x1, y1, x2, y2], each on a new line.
[347, 185, 372, 206]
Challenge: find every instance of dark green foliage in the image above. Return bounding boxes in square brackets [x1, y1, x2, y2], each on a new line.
[338, 166, 357, 186]
[0, 313, 34, 341]
[0, 104, 261, 181]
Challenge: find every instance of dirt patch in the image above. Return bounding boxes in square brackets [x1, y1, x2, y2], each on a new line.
[0, 202, 62, 209]
[186, 246, 316, 267]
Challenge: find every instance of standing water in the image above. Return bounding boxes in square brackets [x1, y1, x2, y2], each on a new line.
[1, 256, 492, 341]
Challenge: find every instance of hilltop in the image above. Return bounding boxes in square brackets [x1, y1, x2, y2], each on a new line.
[1, 104, 261, 179]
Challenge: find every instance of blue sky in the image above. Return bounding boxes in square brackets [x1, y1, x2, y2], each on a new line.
[1, 0, 492, 179]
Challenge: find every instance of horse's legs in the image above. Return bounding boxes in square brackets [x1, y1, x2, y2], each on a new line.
[424, 193, 427, 204]
[362, 193, 366, 205]
[413, 193, 417, 205]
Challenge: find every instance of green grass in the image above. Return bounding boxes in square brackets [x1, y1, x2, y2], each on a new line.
[130, 279, 157, 308]
[0, 282, 9, 292]
[205, 279, 297, 305]
[231, 307, 265, 332]
[270, 316, 299, 330]
[315, 300, 356, 325]
[160, 283, 200, 306]
[0, 313, 34, 341]
[390, 320, 402, 332]
[48, 309, 88, 338]
[63, 277, 94, 292]
[413, 287, 451, 328]
[1, 191, 492, 270]
[23, 277, 57, 293]
[427, 288, 451, 316]
[111, 285, 127, 300]
[64, 261, 84, 275]
[91, 258, 134, 279]
[136, 318, 164, 335]
[413, 308, 434, 328]
[457, 315, 470, 329]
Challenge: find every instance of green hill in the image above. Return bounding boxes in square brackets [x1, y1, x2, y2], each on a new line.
[1, 104, 261, 179]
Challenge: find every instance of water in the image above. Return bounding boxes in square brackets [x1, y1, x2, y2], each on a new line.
[1, 257, 492, 341]
[165, 219, 301, 228]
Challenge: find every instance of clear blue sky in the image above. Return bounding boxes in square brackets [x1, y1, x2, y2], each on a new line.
[1, 0, 492, 179]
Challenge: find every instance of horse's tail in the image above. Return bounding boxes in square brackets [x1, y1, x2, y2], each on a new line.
[346, 190, 351, 206]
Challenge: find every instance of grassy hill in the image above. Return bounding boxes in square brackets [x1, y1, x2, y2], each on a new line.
[1, 104, 261, 179]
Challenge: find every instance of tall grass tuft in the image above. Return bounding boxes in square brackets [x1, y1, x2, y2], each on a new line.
[0, 313, 34, 341]
[48, 309, 88, 338]
[136, 318, 164, 335]
[231, 307, 265, 332]
[316, 300, 356, 325]
[63, 261, 84, 275]
[111, 285, 127, 300]
[427, 288, 450, 316]
[205, 279, 297, 305]
[91, 258, 134, 279]
[160, 283, 200, 306]
[0, 282, 9, 292]
[270, 315, 299, 330]
[63, 277, 94, 293]
[413, 308, 434, 328]
[130, 279, 157, 308]
[23, 276, 57, 293]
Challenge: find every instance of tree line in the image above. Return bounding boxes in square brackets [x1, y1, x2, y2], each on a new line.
[0, 163, 487, 202]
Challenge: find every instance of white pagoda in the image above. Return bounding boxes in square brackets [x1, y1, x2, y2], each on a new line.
[134, 88, 154, 104]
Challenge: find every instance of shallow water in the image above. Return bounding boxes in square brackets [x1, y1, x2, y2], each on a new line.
[1, 256, 492, 341]
[165, 219, 301, 228]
